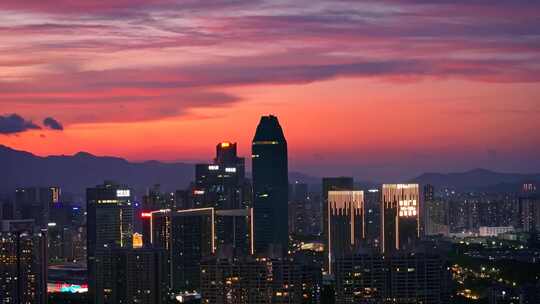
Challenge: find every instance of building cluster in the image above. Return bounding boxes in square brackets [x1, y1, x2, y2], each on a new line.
[1, 186, 84, 304]
[423, 183, 540, 240]
[1, 114, 539, 304]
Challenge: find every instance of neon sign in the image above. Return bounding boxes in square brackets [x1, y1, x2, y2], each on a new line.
[398, 200, 417, 217]
[48, 283, 88, 293]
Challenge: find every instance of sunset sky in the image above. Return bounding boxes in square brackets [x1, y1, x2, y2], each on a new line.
[1, 0, 539, 180]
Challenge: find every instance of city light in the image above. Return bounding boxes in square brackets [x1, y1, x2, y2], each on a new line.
[116, 189, 130, 197]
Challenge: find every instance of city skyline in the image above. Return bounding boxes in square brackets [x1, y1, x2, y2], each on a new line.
[1, 116, 539, 303]
[1, 1, 539, 180]
[1, 1, 540, 303]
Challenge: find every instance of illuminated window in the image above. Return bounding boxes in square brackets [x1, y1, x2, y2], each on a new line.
[116, 189, 130, 197]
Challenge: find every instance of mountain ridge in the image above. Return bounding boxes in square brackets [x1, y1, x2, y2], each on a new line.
[1, 145, 538, 197]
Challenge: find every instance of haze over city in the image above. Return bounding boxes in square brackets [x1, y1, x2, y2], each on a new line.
[1, 1, 539, 180]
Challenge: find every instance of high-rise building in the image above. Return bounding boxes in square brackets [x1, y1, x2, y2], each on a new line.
[200, 253, 322, 304]
[0, 219, 47, 304]
[518, 182, 539, 233]
[326, 190, 364, 275]
[141, 185, 175, 246]
[15, 186, 60, 228]
[94, 247, 169, 304]
[334, 251, 451, 304]
[322, 177, 354, 271]
[193, 142, 249, 210]
[0, 198, 14, 220]
[289, 182, 313, 236]
[47, 201, 84, 262]
[148, 207, 253, 292]
[252, 115, 288, 255]
[425, 200, 450, 236]
[447, 194, 480, 233]
[364, 188, 381, 249]
[86, 181, 134, 304]
[423, 184, 435, 202]
[381, 184, 420, 253]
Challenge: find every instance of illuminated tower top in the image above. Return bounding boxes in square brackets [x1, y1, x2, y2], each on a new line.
[215, 142, 242, 166]
[381, 184, 420, 253]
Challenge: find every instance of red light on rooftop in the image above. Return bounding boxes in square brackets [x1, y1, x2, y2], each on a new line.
[141, 212, 152, 218]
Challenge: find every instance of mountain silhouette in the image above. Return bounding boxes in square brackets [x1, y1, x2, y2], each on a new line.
[411, 168, 540, 191]
[0, 145, 193, 197]
[1, 145, 539, 197]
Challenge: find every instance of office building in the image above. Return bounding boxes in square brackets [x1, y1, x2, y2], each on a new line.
[141, 185, 175, 246]
[326, 190, 364, 275]
[192, 142, 249, 210]
[425, 199, 449, 236]
[148, 207, 252, 292]
[423, 184, 434, 202]
[252, 115, 289, 255]
[364, 188, 381, 249]
[48, 202, 84, 262]
[86, 181, 134, 304]
[381, 184, 420, 253]
[0, 198, 14, 220]
[334, 251, 451, 304]
[201, 253, 322, 304]
[289, 182, 319, 236]
[0, 219, 47, 304]
[93, 247, 169, 304]
[15, 186, 60, 228]
[322, 177, 354, 271]
[448, 195, 480, 233]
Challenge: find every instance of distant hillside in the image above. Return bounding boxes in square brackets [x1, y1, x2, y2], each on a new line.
[2, 145, 538, 197]
[411, 168, 540, 191]
[0, 145, 194, 196]
[0, 145, 321, 197]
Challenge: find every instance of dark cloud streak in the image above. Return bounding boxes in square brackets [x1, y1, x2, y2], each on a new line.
[43, 117, 63, 130]
[0, 114, 41, 134]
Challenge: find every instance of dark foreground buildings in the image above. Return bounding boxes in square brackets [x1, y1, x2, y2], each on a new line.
[94, 247, 169, 304]
[252, 115, 289, 256]
[148, 207, 252, 293]
[201, 253, 322, 304]
[334, 251, 451, 304]
[0, 219, 47, 304]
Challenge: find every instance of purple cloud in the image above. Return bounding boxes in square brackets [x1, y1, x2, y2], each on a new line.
[0, 114, 40, 134]
[43, 117, 64, 130]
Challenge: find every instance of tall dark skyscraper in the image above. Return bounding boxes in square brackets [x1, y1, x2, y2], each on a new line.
[86, 181, 134, 304]
[252, 115, 289, 255]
